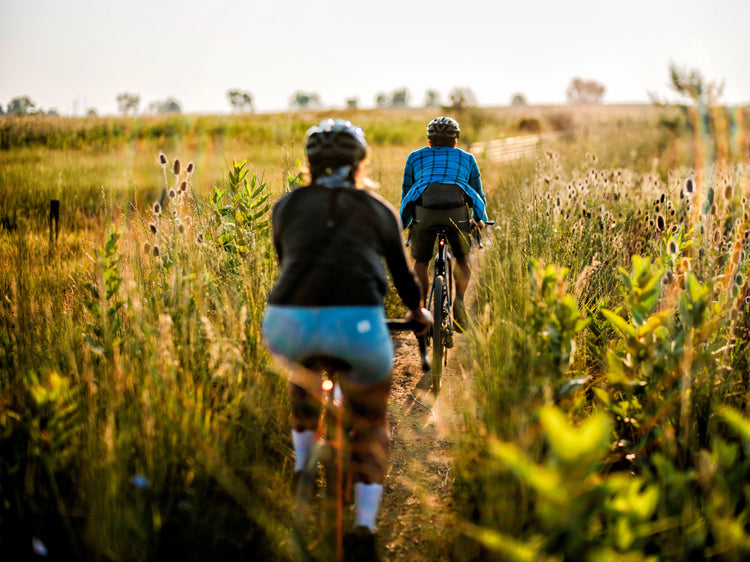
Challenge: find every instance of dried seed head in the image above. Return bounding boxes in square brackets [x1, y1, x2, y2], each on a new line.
[656, 214, 665, 231]
[686, 178, 694, 193]
[169, 189, 176, 198]
[186, 162, 194, 173]
[197, 233, 204, 243]
[680, 257, 691, 271]
[159, 153, 168, 165]
[725, 184, 733, 200]
[173, 159, 181, 175]
[180, 180, 187, 191]
[153, 245, 160, 257]
[143, 242, 150, 252]
[149, 223, 157, 234]
[668, 240, 678, 254]
[153, 202, 162, 215]
[178, 224, 185, 233]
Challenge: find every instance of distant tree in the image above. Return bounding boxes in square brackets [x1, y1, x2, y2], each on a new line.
[446, 87, 477, 111]
[47, 108, 60, 116]
[346, 97, 359, 109]
[424, 90, 441, 108]
[390, 88, 410, 107]
[511, 93, 527, 106]
[668, 63, 723, 107]
[290, 91, 321, 110]
[0, 104, 4, 116]
[7, 96, 36, 115]
[566, 78, 606, 104]
[86, 108, 97, 117]
[375, 93, 388, 108]
[147, 98, 182, 114]
[227, 89, 254, 112]
[116, 92, 140, 116]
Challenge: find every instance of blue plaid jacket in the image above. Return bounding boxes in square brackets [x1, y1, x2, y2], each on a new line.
[400, 146, 488, 228]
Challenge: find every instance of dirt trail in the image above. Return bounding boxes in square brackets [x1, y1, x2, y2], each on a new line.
[378, 333, 476, 560]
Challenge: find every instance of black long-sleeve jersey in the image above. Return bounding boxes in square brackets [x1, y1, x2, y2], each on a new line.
[267, 185, 422, 310]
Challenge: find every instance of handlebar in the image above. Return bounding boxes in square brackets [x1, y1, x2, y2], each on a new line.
[472, 220, 496, 249]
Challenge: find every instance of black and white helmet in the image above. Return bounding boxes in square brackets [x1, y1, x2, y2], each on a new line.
[305, 119, 368, 164]
[427, 117, 460, 141]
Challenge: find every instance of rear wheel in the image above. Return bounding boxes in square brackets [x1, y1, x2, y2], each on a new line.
[432, 275, 445, 394]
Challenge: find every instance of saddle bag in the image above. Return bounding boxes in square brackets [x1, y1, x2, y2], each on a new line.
[418, 183, 468, 210]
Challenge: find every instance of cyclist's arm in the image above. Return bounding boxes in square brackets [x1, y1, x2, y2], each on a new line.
[380, 208, 422, 310]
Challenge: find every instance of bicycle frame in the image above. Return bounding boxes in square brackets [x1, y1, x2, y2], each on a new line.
[426, 227, 454, 394]
[293, 319, 426, 561]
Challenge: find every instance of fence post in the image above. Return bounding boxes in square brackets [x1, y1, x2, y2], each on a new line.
[49, 199, 60, 245]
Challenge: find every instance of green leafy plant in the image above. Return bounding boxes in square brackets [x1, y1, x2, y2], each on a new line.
[82, 228, 123, 358]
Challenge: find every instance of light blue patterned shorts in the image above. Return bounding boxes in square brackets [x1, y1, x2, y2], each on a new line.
[262, 305, 394, 385]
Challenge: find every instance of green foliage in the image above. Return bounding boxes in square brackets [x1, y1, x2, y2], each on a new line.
[526, 258, 589, 381]
[82, 228, 123, 357]
[204, 159, 270, 273]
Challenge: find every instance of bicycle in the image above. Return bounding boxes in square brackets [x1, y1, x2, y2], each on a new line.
[292, 318, 427, 562]
[425, 220, 494, 395]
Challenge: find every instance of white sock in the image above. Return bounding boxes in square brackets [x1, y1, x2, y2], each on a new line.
[292, 429, 316, 472]
[354, 482, 383, 532]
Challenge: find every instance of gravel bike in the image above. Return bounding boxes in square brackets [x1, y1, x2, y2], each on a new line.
[425, 221, 494, 395]
[292, 318, 427, 561]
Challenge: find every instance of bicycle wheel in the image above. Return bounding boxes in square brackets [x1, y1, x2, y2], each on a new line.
[432, 274, 445, 394]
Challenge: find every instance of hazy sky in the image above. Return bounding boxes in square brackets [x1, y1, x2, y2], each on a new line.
[2, 0, 748, 116]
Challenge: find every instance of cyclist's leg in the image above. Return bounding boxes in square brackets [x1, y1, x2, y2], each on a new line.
[410, 206, 439, 301]
[444, 207, 472, 326]
[339, 374, 392, 532]
[262, 305, 323, 473]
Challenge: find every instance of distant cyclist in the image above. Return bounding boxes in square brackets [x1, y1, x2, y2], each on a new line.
[400, 116, 489, 329]
[262, 119, 431, 559]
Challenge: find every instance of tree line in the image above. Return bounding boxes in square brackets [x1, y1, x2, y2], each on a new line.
[2, 67, 725, 118]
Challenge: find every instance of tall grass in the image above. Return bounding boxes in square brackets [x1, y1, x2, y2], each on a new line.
[457, 107, 750, 559]
[1, 104, 749, 559]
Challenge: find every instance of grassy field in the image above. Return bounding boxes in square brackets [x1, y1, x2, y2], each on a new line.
[1, 103, 750, 560]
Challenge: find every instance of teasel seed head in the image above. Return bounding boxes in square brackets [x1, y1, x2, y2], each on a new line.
[180, 180, 188, 192]
[173, 159, 181, 175]
[153, 202, 162, 215]
[186, 162, 194, 173]
[159, 152, 168, 165]
[153, 245, 160, 257]
[169, 189, 176, 198]
[149, 223, 157, 234]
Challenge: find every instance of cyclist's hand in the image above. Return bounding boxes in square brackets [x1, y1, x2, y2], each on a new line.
[407, 307, 433, 336]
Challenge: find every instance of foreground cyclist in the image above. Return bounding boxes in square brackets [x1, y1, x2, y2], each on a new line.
[400, 116, 489, 329]
[262, 119, 431, 560]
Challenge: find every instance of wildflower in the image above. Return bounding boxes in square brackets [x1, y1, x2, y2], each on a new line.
[159, 153, 168, 165]
[153, 202, 162, 215]
[149, 223, 157, 234]
[186, 162, 194, 173]
[173, 159, 181, 175]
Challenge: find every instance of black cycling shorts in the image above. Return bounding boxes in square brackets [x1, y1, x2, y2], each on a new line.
[409, 205, 471, 263]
